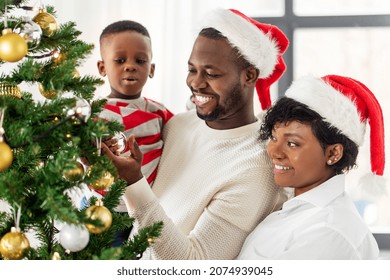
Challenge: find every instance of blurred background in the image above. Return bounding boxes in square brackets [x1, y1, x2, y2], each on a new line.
[6, 0, 390, 256]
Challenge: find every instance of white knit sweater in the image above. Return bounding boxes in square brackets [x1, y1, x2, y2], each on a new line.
[123, 110, 284, 259]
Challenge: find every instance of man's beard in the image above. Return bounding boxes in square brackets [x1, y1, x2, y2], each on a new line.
[197, 83, 243, 122]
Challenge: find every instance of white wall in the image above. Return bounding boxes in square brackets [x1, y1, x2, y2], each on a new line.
[22, 0, 267, 114]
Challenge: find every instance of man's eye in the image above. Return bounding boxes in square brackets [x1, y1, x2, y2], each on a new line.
[206, 73, 219, 78]
[188, 68, 196, 74]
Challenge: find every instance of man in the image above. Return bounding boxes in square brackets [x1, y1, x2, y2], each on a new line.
[103, 8, 289, 259]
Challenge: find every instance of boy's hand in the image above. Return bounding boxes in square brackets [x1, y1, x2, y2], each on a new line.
[101, 135, 143, 185]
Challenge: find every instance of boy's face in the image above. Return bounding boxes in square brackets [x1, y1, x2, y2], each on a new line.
[98, 31, 155, 99]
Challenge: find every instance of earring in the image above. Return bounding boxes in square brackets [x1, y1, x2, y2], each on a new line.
[327, 159, 332, 165]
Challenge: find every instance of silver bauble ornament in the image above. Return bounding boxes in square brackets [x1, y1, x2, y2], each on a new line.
[114, 131, 127, 154]
[67, 97, 91, 123]
[59, 224, 89, 252]
[13, 16, 42, 50]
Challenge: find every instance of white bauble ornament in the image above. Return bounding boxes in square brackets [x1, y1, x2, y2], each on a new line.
[66, 97, 91, 123]
[59, 224, 89, 252]
[13, 16, 42, 50]
[114, 131, 127, 154]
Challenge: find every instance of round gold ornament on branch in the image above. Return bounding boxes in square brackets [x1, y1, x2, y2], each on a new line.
[89, 170, 115, 191]
[63, 159, 86, 182]
[85, 200, 112, 234]
[0, 227, 30, 260]
[51, 252, 61, 260]
[0, 28, 28, 62]
[52, 50, 65, 64]
[0, 82, 22, 99]
[32, 9, 58, 37]
[0, 140, 13, 172]
[38, 83, 57, 99]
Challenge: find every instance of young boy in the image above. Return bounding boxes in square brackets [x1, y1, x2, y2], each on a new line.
[82, 20, 173, 245]
[97, 20, 173, 194]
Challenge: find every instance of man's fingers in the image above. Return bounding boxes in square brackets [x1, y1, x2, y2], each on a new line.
[127, 135, 142, 162]
[101, 142, 116, 160]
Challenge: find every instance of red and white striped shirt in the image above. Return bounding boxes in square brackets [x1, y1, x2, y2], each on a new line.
[97, 97, 173, 211]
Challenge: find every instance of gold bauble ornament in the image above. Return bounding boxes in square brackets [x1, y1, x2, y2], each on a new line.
[0, 28, 28, 62]
[89, 170, 115, 191]
[0, 227, 30, 260]
[0, 141, 13, 172]
[147, 237, 155, 244]
[85, 200, 112, 234]
[0, 82, 22, 99]
[73, 69, 80, 78]
[32, 9, 58, 37]
[51, 252, 61, 260]
[63, 159, 86, 182]
[52, 50, 65, 64]
[38, 83, 57, 99]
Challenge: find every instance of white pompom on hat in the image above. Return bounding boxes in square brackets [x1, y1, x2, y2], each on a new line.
[199, 8, 289, 110]
[285, 74, 385, 176]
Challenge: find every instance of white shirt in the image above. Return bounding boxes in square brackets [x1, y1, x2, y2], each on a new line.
[237, 174, 379, 260]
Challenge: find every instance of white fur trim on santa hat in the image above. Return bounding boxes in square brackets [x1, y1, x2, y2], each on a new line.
[285, 75, 366, 146]
[200, 9, 279, 79]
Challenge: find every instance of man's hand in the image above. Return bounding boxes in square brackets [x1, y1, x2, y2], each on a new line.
[101, 135, 143, 185]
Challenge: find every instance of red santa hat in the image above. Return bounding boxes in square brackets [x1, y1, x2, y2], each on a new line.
[199, 8, 289, 110]
[285, 74, 385, 176]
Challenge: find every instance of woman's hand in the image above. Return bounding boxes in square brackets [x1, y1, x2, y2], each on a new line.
[101, 135, 143, 185]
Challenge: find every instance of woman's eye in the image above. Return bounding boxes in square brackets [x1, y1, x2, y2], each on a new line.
[287, 141, 298, 147]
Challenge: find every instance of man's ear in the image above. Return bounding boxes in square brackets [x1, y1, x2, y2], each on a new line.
[149, 63, 156, 78]
[97, 60, 106, 77]
[243, 67, 259, 86]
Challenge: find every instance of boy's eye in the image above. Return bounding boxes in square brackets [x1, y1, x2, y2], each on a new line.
[115, 58, 125, 64]
[136, 59, 146, 64]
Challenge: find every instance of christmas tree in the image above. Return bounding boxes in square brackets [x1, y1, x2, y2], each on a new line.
[0, 0, 162, 260]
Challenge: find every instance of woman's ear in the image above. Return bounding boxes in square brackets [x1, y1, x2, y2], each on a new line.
[97, 60, 106, 77]
[326, 143, 344, 165]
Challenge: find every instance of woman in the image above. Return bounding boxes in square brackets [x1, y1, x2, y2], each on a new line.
[237, 74, 385, 260]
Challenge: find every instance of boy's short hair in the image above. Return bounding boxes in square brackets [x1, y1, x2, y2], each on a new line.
[100, 20, 150, 42]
